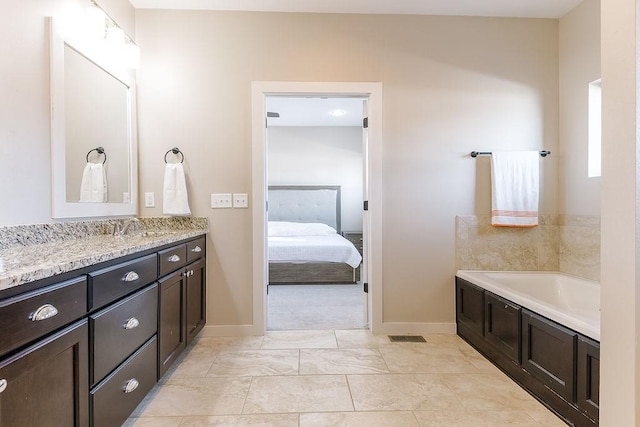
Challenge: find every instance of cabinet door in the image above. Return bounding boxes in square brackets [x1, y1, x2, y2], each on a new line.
[484, 292, 521, 363]
[522, 310, 576, 402]
[455, 278, 484, 337]
[0, 320, 89, 427]
[158, 270, 186, 378]
[185, 258, 206, 344]
[577, 335, 599, 421]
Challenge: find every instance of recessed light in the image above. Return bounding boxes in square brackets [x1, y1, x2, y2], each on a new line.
[328, 109, 347, 117]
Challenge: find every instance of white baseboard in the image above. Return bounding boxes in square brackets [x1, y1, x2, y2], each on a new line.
[373, 322, 457, 335]
[199, 324, 264, 337]
[199, 322, 456, 337]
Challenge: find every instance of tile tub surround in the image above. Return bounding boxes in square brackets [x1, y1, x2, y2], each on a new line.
[125, 330, 566, 427]
[0, 217, 208, 291]
[456, 214, 600, 281]
[559, 215, 600, 282]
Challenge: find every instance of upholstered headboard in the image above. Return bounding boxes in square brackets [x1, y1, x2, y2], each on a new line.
[268, 185, 341, 233]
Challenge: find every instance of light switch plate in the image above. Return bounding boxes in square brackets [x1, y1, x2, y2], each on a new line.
[211, 193, 232, 208]
[144, 192, 155, 208]
[233, 193, 249, 208]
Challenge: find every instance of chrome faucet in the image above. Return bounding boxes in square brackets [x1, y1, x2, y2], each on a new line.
[113, 218, 140, 237]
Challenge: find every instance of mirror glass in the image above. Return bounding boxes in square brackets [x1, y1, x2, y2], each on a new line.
[64, 44, 130, 203]
[50, 18, 138, 218]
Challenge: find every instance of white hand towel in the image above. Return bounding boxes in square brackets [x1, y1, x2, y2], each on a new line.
[163, 163, 191, 216]
[490, 151, 539, 227]
[79, 162, 108, 203]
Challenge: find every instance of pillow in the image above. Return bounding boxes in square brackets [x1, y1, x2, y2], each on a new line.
[268, 221, 337, 237]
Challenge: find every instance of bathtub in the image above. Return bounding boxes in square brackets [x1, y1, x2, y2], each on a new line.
[456, 270, 600, 341]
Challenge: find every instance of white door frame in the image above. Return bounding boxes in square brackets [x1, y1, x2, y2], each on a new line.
[251, 81, 383, 334]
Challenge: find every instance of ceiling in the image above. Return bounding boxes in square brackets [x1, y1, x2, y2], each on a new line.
[131, 0, 583, 19]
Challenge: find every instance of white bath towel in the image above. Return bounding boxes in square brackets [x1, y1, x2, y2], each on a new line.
[491, 151, 540, 227]
[79, 162, 107, 202]
[163, 163, 191, 216]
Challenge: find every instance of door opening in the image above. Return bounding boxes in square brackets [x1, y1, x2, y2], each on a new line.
[265, 96, 367, 330]
[251, 81, 383, 335]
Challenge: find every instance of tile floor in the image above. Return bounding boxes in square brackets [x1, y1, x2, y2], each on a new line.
[125, 330, 567, 427]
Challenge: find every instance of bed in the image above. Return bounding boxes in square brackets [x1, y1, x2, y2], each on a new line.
[268, 185, 362, 284]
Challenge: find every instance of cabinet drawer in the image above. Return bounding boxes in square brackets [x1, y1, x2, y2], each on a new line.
[90, 284, 158, 385]
[91, 336, 157, 427]
[0, 276, 87, 357]
[186, 237, 206, 263]
[89, 254, 158, 310]
[158, 244, 187, 277]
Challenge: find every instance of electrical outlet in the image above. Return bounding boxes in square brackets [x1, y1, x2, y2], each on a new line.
[211, 193, 232, 208]
[233, 193, 248, 208]
[144, 192, 155, 207]
[123, 192, 130, 203]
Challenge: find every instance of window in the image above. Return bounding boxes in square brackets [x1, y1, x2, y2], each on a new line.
[588, 79, 602, 178]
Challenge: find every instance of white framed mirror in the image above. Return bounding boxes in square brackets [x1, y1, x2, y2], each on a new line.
[49, 17, 138, 218]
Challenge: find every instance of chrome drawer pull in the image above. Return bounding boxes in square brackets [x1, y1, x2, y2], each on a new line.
[30, 304, 58, 322]
[123, 378, 139, 393]
[168, 254, 181, 262]
[123, 271, 139, 282]
[0, 379, 7, 393]
[191, 246, 202, 253]
[123, 317, 140, 330]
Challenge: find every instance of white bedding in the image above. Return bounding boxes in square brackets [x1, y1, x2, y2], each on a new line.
[268, 222, 362, 268]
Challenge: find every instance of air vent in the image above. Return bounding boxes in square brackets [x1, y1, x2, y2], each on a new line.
[388, 335, 426, 343]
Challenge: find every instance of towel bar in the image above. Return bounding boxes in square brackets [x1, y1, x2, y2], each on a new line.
[470, 150, 550, 158]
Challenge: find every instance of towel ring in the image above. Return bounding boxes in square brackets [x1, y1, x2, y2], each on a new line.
[86, 147, 106, 164]
[164, 147, 184, 164]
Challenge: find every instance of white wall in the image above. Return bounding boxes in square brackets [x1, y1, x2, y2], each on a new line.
[600, 0, 640, 424]
[559, 0, 601, 215]
[268, 126, 363, 232]
[135, 11, 559, 327]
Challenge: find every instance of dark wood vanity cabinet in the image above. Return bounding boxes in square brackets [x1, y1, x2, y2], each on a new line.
[455, 278, 484, 337]
[484, 292, 521, 363]
[577, 336, 600, 420]
[0, 320, 89, 427]
[158, 237, 206, 379]
[0, 233, 206, 427]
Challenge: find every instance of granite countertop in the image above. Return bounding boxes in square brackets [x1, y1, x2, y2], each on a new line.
[0, 229, 207, 292]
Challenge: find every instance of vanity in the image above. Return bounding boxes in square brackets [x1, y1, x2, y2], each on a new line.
[0, 221, 207, 427]
[0, 12, 209, 425]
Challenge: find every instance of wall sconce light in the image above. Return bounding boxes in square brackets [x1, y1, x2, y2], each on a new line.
[66, 1, 140, 69]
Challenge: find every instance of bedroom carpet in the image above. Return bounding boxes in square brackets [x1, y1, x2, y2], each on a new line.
[125, 330, 566, 426]
[267, 284, 366, 330]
